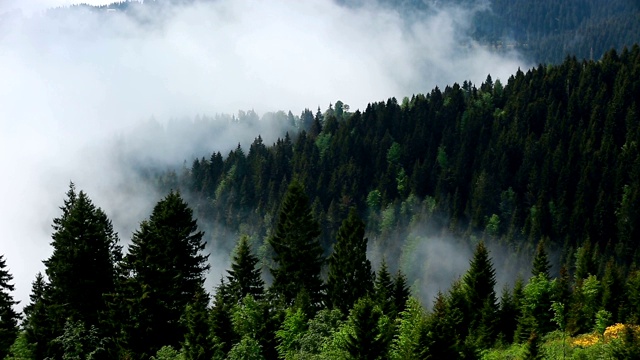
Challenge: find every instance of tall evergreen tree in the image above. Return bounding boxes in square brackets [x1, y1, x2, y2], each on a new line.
[326, 208, 374, 314]
[374, 259, 394, 316]
[41, 183, 121, 356]
[462, 241, 498, 347]
[227, 235, 264, 304]
[268, 180, 324, 307]
[120, 191, 209, 359]
[182, 287, 213, 360]
[23, 272, 51, 360]
[392, 270, 411, 317]
[343, 297, 392, 360]
[531, 240, 552, 279]
[0, 255, 19, 359]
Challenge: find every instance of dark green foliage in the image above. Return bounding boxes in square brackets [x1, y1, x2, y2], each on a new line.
[419, 292, 461, 359]
[327, 208, 374, 314]
[531, 241, 551, 279]
[210, 279, 237, 358]
[392, 270, 411, 317]
[463, 241, 498, 346]
[23, 272, 50, 360]
[268, 180, 324, 307]
[373, 260, 394, 316]
[182, 287, 213, 360]
[523, 331, 543, 360]
[41, 183, 121, 356]
[227, 235, 264, 303]
[343, 297, 392, 360]
[120, 191, 209, 359]
[0, 255, 19, 359]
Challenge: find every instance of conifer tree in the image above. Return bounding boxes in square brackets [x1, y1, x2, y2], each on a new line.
[0, 255, 19, 359]
[327, 208, 373, 314]
[343, 297, 392, 360]
[41, 183, 121, 355]
[227, 235, 264, 304]
[462, 241, 498, 346]
[121, 191, 209, 359]
[531, 240, 552, 279]
[268, 180, 324, 307]
[374, 259, 394, 316]
[393, 270, 411, 317]
[183, 287, 213, 360]
[23, 272, 50, 360]
[210, 279, 237, 359]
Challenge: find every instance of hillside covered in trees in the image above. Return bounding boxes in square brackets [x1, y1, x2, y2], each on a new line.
[0, 45, 639, 359]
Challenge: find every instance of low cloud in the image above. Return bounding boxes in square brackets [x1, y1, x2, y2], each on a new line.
[0, 0, 528, 307]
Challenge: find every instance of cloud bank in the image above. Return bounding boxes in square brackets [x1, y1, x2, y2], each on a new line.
[0, 0, 528, 307]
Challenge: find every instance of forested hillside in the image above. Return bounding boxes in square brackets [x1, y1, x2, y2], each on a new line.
[0, 46, 638, 359]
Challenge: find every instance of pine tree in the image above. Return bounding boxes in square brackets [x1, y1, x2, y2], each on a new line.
[326, 208, 374, 314]
[374, 259, 394, 316]
[183, 287, 213, 360]
[462, 241, 498, 346]
[121, 191, 209, 359]
[531, 240, 552, 279]
[343, 297, 392, 360]
[227, 235, 264, 304]
[210, 279, 237, 359]
[23, 272, 51, 360]
[0, 255, 19, 359]
[392, 270, 411, 317]
[41, 183, 121, 355]
[268, 180, 324, 307]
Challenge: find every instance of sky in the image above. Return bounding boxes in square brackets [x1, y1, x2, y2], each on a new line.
[0, 0, 529, 308]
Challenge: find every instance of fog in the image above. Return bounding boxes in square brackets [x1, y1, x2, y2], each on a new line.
[0, 0, 528, 308]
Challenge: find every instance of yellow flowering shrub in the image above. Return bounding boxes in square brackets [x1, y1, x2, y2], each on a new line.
[571, 323, 640, 348]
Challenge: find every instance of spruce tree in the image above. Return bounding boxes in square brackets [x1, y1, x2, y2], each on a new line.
[531, 240, 552, 279]
[182, 287, 213, 360]
[42, 183, 121, 355]
[326, 208, 373, 314]
[121, 191, 209, 359]
[268, 180, 324, 307]
[462, 241, 498, 346]
[0, 255, 19, 359]
[23, 272, 51, 360]
[227, 235, 264, 303]
[343, 297, 391, 360]
[374, 259, 394, 316]
[392, 270, 411, 317]
[210, 279, 237, 359]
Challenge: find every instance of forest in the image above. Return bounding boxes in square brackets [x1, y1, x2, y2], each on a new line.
[0, 44, 639, 359]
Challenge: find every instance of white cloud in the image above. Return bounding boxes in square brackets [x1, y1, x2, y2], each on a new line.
[0, 0, 528, 308]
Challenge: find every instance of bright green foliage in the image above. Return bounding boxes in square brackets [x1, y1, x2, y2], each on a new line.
[268, 180, 324, 307]
[227, 337, 264, 360]
[0, 255, 19, 359]
[342, 297, 392, 360]
[151, 345, 184, 360]
[388, 297, 425, 360]
[516, 274, 556, 341]
[119, 191, 209, 358]
[327, 208, 374, 314]
[51, 319, 107, 360]
[227, 235, 264, 303]
[42, 184, 121, 357]
[182, 288, 213, 360]
[4, 332, 33, 360]
[275, 308, 307, 359]
[568, 274, 602, 335]
[299, 309, 344, 356]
